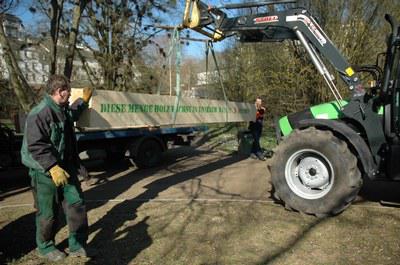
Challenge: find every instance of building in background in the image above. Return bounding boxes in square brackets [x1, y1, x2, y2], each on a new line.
[183, 70, 224, 99]
[0, 13, 102, 87]
[2, 13, 24, 39]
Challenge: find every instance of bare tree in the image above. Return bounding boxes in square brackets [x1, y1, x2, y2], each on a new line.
[30, 0, 88, 79]
[49, 0, 64, 75]
[0, 1, 36, 112]
[0, 0, 16, 13]
[80, 0, 177, 91]
[221, 0, 399, 119]
[63, 0, 88, 79]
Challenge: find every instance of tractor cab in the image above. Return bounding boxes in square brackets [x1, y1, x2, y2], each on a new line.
[382, 15, 400, 139]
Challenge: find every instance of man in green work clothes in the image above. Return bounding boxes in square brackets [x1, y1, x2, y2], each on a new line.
[21, 75, 93, 261]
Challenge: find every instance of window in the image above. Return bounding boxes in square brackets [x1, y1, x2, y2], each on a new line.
[5, 26, 18, 38]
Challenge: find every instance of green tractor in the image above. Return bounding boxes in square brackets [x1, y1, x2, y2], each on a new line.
[182, 0, 400, 215]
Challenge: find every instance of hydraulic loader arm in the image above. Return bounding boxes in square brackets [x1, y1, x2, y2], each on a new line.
[182, 0, 363, 99]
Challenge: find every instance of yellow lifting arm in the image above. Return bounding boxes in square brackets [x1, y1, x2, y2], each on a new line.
[182, 0, 224, 41]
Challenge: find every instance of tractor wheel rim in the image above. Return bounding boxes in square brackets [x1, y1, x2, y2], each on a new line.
[285, 149, 334, 200]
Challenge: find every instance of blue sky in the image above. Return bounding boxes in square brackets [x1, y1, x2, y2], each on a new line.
[12, 0, 34, 21]
[11, 0, 227, 59]
[12, 0, 275, 59]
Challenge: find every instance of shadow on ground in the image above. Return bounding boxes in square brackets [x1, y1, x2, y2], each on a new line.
[0, 211, 35, 264]
[4, 140, 400, 264]
[0, 146, 246, 264]
[81, 148, 245, 264]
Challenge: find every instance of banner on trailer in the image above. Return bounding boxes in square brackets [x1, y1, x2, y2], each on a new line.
[71, 89, 256, 130]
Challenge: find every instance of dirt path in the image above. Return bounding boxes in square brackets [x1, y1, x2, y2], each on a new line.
[1, 146, 400, 264]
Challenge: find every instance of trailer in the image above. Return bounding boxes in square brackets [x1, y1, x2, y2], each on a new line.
[1, 88, 255, 170]
[0, 121, 206, 170]
[75, 125, 207, 168]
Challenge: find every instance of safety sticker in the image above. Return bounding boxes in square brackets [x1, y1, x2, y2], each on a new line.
[345, 67, 355, 77]
[254, 15, 279, 24]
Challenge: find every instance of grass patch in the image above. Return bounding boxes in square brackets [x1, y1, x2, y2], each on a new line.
[200, 123, 277, 153]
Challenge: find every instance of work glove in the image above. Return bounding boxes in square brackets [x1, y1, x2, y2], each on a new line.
[49, 165, 70, 186]
[82, 87, 93, 103]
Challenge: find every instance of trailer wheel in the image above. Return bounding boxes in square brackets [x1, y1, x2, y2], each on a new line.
[105, 150, 126, 164]
[130, 139, 163, 168]
[270, 127, 362, 216]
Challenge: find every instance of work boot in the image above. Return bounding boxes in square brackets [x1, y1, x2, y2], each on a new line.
[250, 153, 258, 160]
[263, 149, 274, 158]
[37, 249, 66, 261]
[256, 152, 266, 161]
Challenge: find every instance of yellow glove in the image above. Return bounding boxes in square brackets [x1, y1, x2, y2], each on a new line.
[49, 165, 70, 186]
[82, 87, 93, 103]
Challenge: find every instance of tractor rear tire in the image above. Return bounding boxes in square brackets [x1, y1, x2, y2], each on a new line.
[270, 127, 362, 216]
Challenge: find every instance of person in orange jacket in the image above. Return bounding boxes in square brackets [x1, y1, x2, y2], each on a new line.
[249, 97, 266, 161]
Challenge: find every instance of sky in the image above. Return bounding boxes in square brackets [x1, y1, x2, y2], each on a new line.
[11, 0, 225, 59]
[10, 0, 282, 59]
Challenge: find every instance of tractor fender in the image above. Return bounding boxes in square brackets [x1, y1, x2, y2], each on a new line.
[296, 119, 378, 179]
[128, 135, 166, 158]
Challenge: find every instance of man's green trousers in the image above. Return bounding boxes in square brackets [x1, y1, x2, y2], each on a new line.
[30, 168, 88, 254]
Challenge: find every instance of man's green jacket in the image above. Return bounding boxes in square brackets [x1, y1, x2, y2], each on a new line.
[21, 94, 87, 173]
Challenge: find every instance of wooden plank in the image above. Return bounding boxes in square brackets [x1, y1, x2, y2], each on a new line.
[71, 89, 255, 130]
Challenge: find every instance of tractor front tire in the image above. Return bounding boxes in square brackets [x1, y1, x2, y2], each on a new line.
[270, 127, 362, 216]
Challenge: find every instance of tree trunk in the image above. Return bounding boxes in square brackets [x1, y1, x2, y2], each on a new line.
[0, 15, 36, 112]
[49, 0, 64, 75]
[64, 0, 87, 79]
